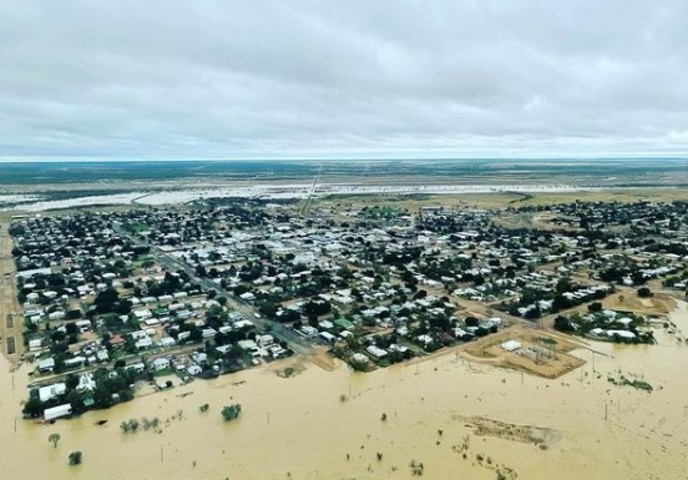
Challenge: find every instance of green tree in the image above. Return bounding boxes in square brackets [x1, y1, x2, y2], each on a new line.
[637, 287, 653, 298]
[65, 373, 79, 390]
[23, 396, 44, 418]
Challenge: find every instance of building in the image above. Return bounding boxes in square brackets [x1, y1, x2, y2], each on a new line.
[38, 357, 56, 374]
[38, 383, 66, 402]
[501, 340, 522, 352]
[44, 404, 72, 422]
[152, 357, 170, 371]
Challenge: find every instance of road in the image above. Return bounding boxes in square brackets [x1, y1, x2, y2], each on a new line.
[0, 215, 22, 362]
[115, 223, 314, 355]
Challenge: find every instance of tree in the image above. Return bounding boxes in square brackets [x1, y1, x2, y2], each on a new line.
[48, 433, 61, 448]
[65, 373, 79, 391]
[464, 316, 480, 327]
[637, 287, 653, 298]
[68, 451, 83, 466]
[587, 301, 603, 313]
[23, 396, 44, 418]
[221, 404, 242, 422]
[553, 316, 574, 332]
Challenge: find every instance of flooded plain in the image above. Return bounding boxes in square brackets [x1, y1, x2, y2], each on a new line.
[2, 305, 688, 480]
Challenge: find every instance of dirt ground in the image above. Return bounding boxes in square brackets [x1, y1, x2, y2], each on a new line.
[453, 414, 559, 448]
[318, 188, 688, 212]
[0, 214, 22, 362]
[461, 324, 587, 379]
[603, 289, 677, 316]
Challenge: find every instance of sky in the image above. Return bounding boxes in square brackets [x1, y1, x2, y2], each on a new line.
[1, 0, 687, 161]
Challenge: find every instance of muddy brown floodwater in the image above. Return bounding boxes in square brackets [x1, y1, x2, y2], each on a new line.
[2, 305, 688, 480]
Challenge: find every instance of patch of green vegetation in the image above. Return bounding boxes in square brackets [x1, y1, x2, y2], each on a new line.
[130, 223, 150, 233]
[607, 375, 653, 392]
[362, 205, 405, 219]
[276, 367, 296, 378]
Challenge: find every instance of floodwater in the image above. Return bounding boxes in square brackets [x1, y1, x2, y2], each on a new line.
[2, 307, 688, 480]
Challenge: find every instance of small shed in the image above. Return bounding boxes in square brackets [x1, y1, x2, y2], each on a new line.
[501, 340, 522, 352]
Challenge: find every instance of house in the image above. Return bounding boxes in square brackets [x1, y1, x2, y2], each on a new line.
[239, 292, 256, 301]
[64, 356, 86, 369]
[607, 330, 636, 340]
[28, 338, 43, 352]
[201, 328, 217, 339]
[186, 364, 203, 376]
[127, 362, 146, 374]
[351, 353, 369, 364]
[319, 331, 337, 343]
[75, 319, 92, 332]
[39, 382, 67, 402]
[300, 325, 318, 337]
[136, 337, 153, 350]
[237, 339, 257, 351]
[38, 357, 56, 374]
[109, 335, 126, 349]
[44, 404, 72, 422]
[366, 345, 387, 359]
[96, 350, 109, 363]
[77, 373, 97, 392]
[132, 309, 153, 321]
[256, 334, 275, 348]
[333, 318, 354, 330]
[152, 357, 170, 371]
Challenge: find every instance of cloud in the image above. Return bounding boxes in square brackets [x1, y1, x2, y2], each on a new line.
[0, 0, 686, 159]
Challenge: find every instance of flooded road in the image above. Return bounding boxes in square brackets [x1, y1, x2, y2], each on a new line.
[1, 306, 688, 480]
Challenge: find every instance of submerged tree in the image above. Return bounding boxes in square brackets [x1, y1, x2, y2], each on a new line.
[220, 404, 242, 422]
[68, 451, 83, 466]
[48, 433, 61, 448]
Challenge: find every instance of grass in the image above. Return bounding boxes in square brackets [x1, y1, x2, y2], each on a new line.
[130, 223, 150, 234]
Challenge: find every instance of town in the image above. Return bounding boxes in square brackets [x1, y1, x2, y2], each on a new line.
[8, 195, 688, 422]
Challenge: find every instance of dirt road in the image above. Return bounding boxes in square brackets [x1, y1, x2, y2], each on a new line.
[0, 214, 22, 362]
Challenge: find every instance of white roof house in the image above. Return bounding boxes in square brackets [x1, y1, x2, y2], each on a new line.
[136, 337, 153, 349]
[38, 383, 66, 402]
[152, 357, 170, 371]
[38, 357, 56, 372]
[132, 309, 153, 320]
[44, 404, 72, 421]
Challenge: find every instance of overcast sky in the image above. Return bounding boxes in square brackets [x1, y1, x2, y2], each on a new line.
[1, 0, 687, 160]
